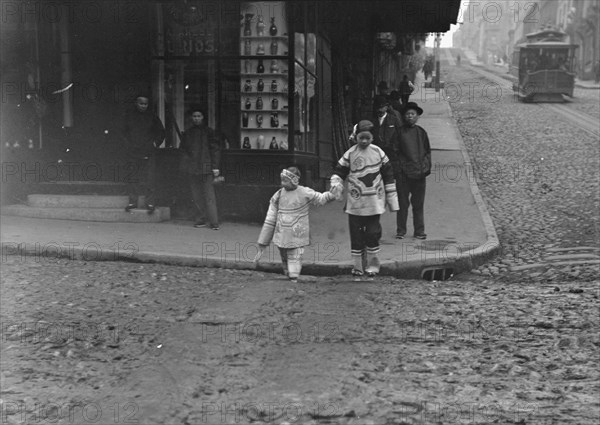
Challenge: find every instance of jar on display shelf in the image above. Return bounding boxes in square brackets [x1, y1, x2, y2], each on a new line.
[271, 98, 278, 110]
[256, 96, 263, 110]
[257, 135, 265, 149]
[242, 112, 249, 127]
[270, 60, 279, 73]
[244, 14, 253, 36]
[256, 44, 265, 55]
[257, 79, 264, 92]
[257, 59, 265, 73]
[256, 15, 265, 36]
[269, 17, 278, 36]
[256, 114, 263, 128]
[244, 39, 251, 55]
[270, 137, 279, 149]
[271, 80, 278, 92]
[245, 98, 252, 110]
[270, 40, 278, 55]
[244, 59, 251, 73]
[270, 112, 279, 128]
[279, 138, 288, 149]
[242, 137, 251, 149]
[244, 80, 252, 92]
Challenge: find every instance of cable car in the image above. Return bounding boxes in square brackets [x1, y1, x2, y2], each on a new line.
[511, 27, 578, 102]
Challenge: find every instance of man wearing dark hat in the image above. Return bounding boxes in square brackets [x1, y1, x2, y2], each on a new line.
[372, 95, 403, 166]
[179, 106, 221, 230]
[330, 120, 399, 277]
[121, 93, 166, 213]
[396, 102, 431, 240]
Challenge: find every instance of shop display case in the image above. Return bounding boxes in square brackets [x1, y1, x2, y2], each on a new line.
[239, 2, 289, 150]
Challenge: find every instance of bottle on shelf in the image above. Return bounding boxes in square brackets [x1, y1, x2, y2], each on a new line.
[256, 96, 263, 110]
[257, 59, 264, 73]
[242, 136, 251, 149]
[271, 97, 278, 110]
[256, 15, 265, 36]
[269, 17, 278, 36]
[242, 112, 249, 127]
[244, 14, 253, 36]
[244, 79, 252, 92]
[256, 114, 263, 128]
[256, 43, 265, 55]
[270, 40, 278, 55]
[270, 112, 279, 128]
[245, 98, 251, 110]
[257, 135, 265, 149]
[257, 79, 264, 92]
[244, 59, 251, 73]
[270, 60, 279, 73]
[271, 80, 278, 92]
[270, 137, 279, 149]
[244, 39, 251, 55]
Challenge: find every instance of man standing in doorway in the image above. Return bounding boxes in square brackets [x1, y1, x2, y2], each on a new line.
[180, 106, 222, 230]
[121, 93, 166, 213]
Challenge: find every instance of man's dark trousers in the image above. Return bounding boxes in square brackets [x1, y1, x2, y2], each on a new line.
[396, 172, 426, 236]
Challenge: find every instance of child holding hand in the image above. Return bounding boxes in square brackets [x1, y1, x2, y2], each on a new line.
[254, 166, 336, 281]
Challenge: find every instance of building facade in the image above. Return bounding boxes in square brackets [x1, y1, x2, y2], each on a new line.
[1, 0, 460, 221]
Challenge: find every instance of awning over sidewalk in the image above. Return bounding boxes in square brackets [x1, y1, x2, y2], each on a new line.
[343, 0, 462, 34]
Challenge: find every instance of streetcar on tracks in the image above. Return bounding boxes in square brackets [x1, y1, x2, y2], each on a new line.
[510, 27, 578, 102]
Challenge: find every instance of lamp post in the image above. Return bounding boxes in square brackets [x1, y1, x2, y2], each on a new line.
[434, 32, 441, 92]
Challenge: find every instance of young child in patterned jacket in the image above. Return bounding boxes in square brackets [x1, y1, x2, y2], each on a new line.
[330, 120, 399, 277]
[254, 166, 335, 281]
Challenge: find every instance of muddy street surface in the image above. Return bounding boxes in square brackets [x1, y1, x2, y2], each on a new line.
[1, 257, 599, 425]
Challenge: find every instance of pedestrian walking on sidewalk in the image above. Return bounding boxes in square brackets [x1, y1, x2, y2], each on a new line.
[330, 120, 399, 277]
[395, 102, 431, 240]
[179, 106, 222, 230]
[398, 75, 414, 106]
[254, 166, 336, 282]
[121, 93, 165, 213]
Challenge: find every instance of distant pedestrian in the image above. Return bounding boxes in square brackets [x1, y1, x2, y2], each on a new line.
[395, 102, 431, 240]
[456, 54, 461, 66]
[330, 120, 399, 278]
[398, 75, 414, 105]
[377, 81, 390, 97]
[121, 93, 166, 213]
[179, 106, 221, 230]
[254, 166, 335, 282]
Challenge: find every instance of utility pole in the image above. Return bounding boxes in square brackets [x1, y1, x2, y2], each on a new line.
[434, 32, 441, 92]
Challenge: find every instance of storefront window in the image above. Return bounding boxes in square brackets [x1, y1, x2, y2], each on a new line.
[153, 0, 295, 152]
[239, 1, 290, 150]
[292, 3, 317, 154]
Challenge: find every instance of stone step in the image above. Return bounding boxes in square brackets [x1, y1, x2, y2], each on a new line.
[28, 194, 130, 209]
[1, 205, 170, 223]
[32, 181, 128, 196]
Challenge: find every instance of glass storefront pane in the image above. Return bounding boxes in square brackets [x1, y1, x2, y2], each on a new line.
[239, 1, 290, 151]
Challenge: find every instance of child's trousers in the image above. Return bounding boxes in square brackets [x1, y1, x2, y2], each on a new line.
[278, 247, 304, 279]
[348, 214, 382, 274]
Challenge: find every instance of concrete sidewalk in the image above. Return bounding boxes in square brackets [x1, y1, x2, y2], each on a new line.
[1, 99, 499, 279]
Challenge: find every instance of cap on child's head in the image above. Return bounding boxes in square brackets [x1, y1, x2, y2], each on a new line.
[357, 120, 374, 133]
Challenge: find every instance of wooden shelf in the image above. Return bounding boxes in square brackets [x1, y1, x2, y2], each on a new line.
[241, 128, 288, 131]
[241, 109, 288, 112]
[241, 73, 288, 77]
[241, 36, 288, 40]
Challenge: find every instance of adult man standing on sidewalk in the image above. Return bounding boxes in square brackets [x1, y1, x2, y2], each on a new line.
[179, 106, 221, 230]
[395, 102, 431, 240]
[121, 93, 166, 213]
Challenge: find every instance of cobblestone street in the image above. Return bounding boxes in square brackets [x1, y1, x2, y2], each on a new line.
[2, 61, 599, 425]
[1, 257, 599, 425]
